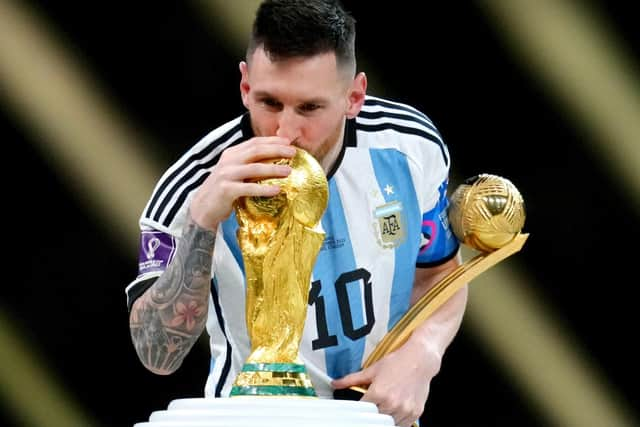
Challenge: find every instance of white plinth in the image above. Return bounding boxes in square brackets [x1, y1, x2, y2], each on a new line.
[133, 396, 397, 427]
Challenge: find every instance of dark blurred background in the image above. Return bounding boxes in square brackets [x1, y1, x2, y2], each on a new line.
[2, 1, 639, 426]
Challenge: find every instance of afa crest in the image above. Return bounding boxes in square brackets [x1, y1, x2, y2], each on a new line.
[373, 201, 406, 249]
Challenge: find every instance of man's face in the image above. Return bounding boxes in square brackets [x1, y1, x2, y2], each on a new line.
[240, 47, 352, 168]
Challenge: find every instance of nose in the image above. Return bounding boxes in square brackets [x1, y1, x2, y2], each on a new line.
[275, 108, 301, 141]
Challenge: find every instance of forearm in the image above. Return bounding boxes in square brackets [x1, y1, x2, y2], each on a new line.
[406, 254, 468, 376]
[129, 216, 216, 374]
[405, 284, 467, 376]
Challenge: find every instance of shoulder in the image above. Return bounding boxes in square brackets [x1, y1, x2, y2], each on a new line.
[157, 113, 247, 190]
[184, 114, 247, 159]
[355, 95, 450, 167]
[140, 114, 247, 230]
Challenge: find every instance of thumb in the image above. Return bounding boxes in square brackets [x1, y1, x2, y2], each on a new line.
[331, 368, 373, 389]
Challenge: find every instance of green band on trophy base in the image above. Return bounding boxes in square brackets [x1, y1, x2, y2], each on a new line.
[241, 363, 307, 373]
[230, 385, 317, 397]
[230, 362, 317, 397]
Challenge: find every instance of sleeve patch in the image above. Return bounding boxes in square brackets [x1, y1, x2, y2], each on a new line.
[416, 179, 459, 264]
[137, 231, 176, 277]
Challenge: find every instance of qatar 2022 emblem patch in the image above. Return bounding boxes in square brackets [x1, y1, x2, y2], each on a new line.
[373, 200, 406, 249]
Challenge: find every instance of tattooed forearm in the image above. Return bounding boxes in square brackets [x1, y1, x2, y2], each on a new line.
[129, 216, 216, 374]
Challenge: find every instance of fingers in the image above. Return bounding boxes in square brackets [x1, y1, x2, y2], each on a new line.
[248, 136, 293, 146]
[219, 162, 292, 183]
[331, 369, 373, 389]
[224, 137, 296, 164]
[189, 137, 296, 229]
[224, 182, 280, 199]
[363, 386, 422, 427]
[201, 162, 291, 207]
[394, 402, 422, 427]
[340, 360, 425, 427]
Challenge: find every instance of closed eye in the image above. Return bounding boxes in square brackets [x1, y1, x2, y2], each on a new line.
[260, 97, 282, 110]
[298, 103, 322, 113]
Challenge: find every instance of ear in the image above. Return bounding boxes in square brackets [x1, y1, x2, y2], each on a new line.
[239, 61, 250, 109]
[346, 72, 367, 119]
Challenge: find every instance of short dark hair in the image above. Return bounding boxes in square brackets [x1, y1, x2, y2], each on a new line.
[248, 0, 356, 75]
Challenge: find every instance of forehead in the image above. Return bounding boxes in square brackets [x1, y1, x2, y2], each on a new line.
[247, 48, 345, 99]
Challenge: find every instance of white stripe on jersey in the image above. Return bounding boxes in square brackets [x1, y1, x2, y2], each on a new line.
[358, 98, 448, 168]
[333, 150, 395, 362]
[204, 227, 250, 397]
[359, 104, 443, 141]
[155, 167, 208, 226]
[357, 113, 443, 146]
[365, 95, 434, 124]
[204, 288, 229, 398]
[301, 281, 328, 396]
[357, 101, 450, 213]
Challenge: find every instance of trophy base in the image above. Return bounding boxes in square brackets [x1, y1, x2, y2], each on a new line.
[133, 396, 399, 426]
[230, 363, 316, 397]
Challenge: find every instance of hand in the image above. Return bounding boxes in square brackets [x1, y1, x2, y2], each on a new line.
[190, 136, 295, 230]
[331, 339, 441, 427]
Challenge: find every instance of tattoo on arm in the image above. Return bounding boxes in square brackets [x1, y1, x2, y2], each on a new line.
[129, 217, 216, 374]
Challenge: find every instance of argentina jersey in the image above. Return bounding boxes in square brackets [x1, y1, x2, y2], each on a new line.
[124, 95, 459, 400]
[297, 96, 459, 397]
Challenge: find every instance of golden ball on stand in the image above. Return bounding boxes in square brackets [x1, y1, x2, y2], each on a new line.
[448, 174, 526, 253]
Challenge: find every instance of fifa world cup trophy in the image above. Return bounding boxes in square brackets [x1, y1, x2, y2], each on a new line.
[230, 147, 329, 397]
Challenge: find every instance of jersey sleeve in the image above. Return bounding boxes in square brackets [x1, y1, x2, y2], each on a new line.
[125, 224, 178, 311]
[411, 113, 460, 267]
[416, 177, 459, 267]
[124, 115, 247, 311]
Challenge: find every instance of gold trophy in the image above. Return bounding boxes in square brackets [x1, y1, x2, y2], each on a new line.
[230, 147, 329, 397]
[353, 173, 528, 387]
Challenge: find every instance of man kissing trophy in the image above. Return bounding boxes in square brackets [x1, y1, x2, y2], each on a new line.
[133, 149, 527, 427]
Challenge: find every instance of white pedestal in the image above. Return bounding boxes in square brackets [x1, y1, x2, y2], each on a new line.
[133, 396, 397, 427]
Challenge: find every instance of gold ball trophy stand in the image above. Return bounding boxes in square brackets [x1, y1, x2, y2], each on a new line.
[349, 173, 528, 427]
[365, 173, 527, 367]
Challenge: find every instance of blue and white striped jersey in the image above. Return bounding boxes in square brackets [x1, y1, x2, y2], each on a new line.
[126, 95, 459, 399]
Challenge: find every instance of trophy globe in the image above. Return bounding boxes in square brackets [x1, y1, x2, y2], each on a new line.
[448, 174, 526, 253]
